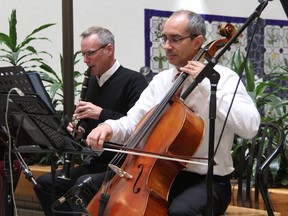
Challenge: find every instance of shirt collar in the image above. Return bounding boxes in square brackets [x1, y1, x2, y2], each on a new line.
[96, 60, 120, 86]
[172, 67, 181, 82]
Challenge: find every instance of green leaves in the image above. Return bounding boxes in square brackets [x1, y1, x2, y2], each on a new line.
[0, 9, 55, 69]
[231, 48, 255, 92]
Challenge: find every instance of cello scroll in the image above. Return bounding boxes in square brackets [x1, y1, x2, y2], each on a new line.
[201, 23, 238, 62]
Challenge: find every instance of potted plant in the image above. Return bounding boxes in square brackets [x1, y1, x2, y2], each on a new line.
[0, 9, 55, 70]
[231, 48, 288, 186]
[230, 48, 288, 214]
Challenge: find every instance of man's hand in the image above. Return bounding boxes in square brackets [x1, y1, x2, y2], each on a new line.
[67, 122, 85, 140]
[86, 123, 113, 149]
[180, 61, 205, 80]
[73, 101, 103, 120]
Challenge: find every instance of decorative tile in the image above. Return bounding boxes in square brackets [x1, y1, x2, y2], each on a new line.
[144, 9, 288, 79]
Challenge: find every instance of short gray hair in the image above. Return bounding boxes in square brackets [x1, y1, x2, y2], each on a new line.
[80, 26, 115, 46]
[172, 10, 206, 40]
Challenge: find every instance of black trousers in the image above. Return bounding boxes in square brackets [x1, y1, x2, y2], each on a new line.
[33, 162, 108, 216]
[168, 171, 231, 216]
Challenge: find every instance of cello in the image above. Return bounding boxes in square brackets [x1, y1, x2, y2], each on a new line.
[86, 23, 237, 216]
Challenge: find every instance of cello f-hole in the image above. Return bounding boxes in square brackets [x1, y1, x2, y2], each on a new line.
[133, 164, 144, 193]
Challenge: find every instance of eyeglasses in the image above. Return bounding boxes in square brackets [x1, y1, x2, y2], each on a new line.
[81, 44, 108, 57]
[159, 35, 198, 45]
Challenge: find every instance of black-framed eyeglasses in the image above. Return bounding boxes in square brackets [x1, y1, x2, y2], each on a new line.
[159, 35, 198, 45]
[81, 44, 108, 57]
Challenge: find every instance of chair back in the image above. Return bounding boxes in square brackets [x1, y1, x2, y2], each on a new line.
[233, 122, 285, 215]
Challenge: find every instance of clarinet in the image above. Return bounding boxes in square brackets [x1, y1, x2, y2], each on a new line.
[58, 68, 91, 180]
[72, 68, 91, 137]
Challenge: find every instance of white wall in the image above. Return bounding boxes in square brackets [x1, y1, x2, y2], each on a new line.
[0, 0, 286, 74]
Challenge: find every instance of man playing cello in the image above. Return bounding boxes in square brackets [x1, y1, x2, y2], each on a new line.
[87, 10, 260, 216]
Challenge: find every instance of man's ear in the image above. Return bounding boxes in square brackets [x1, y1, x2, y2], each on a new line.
[106, 44, 114, 56]
[193, 35, 205, 50]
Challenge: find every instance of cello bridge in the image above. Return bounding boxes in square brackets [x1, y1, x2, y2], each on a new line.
[108, 164, 133, 179]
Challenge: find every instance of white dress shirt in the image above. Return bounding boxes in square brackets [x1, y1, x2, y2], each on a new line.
[105, 65, 260, 176]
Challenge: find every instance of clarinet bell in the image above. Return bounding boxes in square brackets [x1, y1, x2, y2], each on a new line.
[57, 154, 71, 180]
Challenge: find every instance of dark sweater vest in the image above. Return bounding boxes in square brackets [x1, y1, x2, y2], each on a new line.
[80, 65, 148, 163]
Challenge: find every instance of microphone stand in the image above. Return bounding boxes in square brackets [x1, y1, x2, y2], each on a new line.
[207, 71, 220, 216]
[180, 1, 270, 215]
[13, 148, 38, 187]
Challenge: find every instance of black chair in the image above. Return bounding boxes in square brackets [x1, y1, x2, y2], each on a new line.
[232, 122, 285, 216]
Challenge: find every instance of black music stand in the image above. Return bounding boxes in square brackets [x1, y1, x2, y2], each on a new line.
[0, 66, 84, 152]
[0, 66, 94, 216]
